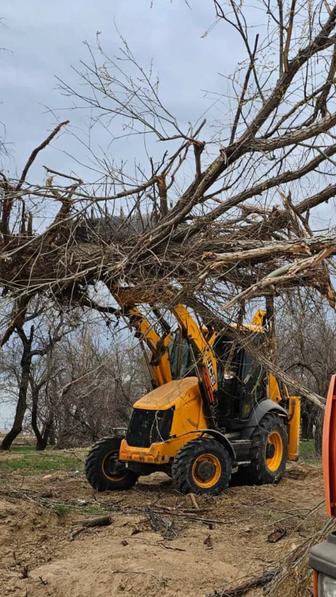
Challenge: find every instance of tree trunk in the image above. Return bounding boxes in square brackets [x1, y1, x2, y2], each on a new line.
[301, 412, 314, 439]
[31, 381, 55, 451]
[48, 421, 56, 446]
[314, 411, 323, 456]
[31, 388, 53, 451]
[1, 426, 23, 451]
[35, 419, 53, 451]
[35, 435, 48, 451]
[31, 386, 45, 450]
[1, 328, 33, 450]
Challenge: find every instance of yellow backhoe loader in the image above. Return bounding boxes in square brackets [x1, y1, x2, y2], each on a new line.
[85, 292, 301, 495]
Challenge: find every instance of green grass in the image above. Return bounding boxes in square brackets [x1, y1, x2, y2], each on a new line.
[0, 445, 82, 475]
[299, 438, 319, 461]
[12, 444, 39, 453]
[52, 502, 106, 517]
[0, 439, 319, 478]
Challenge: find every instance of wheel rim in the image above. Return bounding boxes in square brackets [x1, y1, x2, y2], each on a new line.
[266, 431, 283, 473]
[191, 453, 222, 488]
[102, 450, 127, 481]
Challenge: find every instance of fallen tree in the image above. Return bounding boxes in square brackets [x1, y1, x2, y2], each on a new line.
[1, 1, 336, 409]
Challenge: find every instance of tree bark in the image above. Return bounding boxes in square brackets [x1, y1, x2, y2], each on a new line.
[1, 327, 33, 450]
[31, 386, 44, 450]
[48, 420, 56, 446]
[314, 411, 323, 456]
[35, 419, 53, 451]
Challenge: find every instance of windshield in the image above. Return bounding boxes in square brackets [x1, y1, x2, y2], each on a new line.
[169, 330, 194, 379]
[168, 331, 266, 408]
[214, 335, 267, 420]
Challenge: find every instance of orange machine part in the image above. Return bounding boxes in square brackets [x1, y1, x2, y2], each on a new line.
[312, 570, 318, 597]
[323, 374, 336, 517]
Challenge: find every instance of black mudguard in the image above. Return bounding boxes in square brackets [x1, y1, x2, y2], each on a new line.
[201, 429, 236, 461]
[241, 399, 288, 439]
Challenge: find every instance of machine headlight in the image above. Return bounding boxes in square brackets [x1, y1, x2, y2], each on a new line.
[319, 574, 336, 597]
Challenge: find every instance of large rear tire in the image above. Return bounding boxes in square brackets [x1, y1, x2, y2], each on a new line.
[241, 413, 288, 485]
[85, 437, 138, 491]
[172, 437, 232, 495]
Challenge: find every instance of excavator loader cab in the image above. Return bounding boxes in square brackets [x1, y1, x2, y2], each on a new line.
[213, 333, 267, 427]
[85, 299, 300, 495]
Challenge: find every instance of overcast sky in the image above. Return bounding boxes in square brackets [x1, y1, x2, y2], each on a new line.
[1, 0, 242, 184]
[0, 0, 242, 427]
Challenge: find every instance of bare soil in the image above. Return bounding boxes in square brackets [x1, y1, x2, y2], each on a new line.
[0, 458, 327, 597]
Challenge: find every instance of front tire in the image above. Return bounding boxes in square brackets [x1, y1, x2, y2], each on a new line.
[242, 413, 288, 485]
[172, 437, 232, 495]
[85, 437, 138, 491]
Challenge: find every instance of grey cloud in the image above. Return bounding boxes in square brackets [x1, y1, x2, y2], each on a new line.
[1, 0, 237, 180]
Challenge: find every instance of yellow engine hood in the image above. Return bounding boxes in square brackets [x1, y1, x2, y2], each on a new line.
[133, 377, 200, 411]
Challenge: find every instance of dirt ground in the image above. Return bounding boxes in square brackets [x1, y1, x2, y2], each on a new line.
[0, 452, 329, 597]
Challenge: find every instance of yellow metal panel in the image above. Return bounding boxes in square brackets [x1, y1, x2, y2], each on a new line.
[133, 377, 199, 410]
[119, 434, 202, 464]
[268, 373, 282, 403]
[123, 305, 172, 386]
[120, 378, 207, 464]
[172, 304, 218, 392]
[288, 396, 301, 461]
[150, 336, 172, 386]
[170, 382, 207, 437]
[251, 309, 267, 328]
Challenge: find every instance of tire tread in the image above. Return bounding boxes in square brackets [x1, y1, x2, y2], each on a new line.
[240, 413, 288, 485]
[85, 436, 138, 492]
[172, 437, 232, 495]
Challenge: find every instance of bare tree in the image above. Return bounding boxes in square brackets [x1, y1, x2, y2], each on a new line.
[277, 291, 336, 451]
[0, 1, 335, 408]
[29, 351, 60, 451]
[1, 324, 35, 449]
[51, 324, 150, 448]
[0, 304, 70, 450]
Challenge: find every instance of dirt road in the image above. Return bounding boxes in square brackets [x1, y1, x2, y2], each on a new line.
[0, 454, 327, 597]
